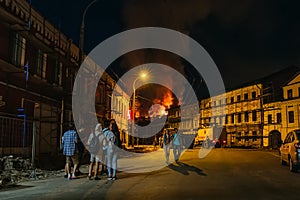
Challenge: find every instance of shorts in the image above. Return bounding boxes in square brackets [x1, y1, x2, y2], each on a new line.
[66, 154, 79, 165]
[90, 154, 100, 162]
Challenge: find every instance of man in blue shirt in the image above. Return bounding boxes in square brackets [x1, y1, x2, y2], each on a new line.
[172, 128, 182, 163]
[62, 123, 78, 179]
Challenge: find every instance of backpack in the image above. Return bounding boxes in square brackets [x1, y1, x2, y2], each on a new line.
[89, 132, 100, 154]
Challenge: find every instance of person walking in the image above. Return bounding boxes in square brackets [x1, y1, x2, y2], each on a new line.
[62, 123, 78, 180]
[172, 128, 182, 162]
[87, 123, 103, 180]
[76, 128, 85, 176]
[103, 119, 117, 180]
[163, 129, 172, 165]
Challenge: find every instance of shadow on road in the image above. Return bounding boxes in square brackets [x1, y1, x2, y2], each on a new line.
[168, 161, 206, 176]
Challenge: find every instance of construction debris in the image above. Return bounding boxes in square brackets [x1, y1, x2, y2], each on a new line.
[0, 155, 63, 189]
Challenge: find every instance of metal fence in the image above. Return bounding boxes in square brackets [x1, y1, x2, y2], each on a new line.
[0, 115, 33, 157]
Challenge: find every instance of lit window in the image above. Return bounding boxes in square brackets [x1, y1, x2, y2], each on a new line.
[231, 114, 235, 123]
[276, 113, 282, 124]
[244, 112, 249, 122]
[11, 32, 26, 67]
[288, 111, 294, 123]
[238, 113, 241, 123]
[231, 97, 234, 103]
[268, 114, 272, 124]
[36, 49, 47, 78]
[287, 89, 293, 99]
[252, 110, 257, 121]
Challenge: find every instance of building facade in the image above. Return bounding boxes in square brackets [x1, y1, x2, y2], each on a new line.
[264, 73, 300, 148]
[0, 0, 129, 158]
[199, 84, 263, 147]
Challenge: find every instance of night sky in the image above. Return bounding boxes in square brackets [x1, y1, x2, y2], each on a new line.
[31, 0, 300, 90]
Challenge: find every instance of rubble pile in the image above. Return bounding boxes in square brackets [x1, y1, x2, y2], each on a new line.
[0, 156, 64, 188]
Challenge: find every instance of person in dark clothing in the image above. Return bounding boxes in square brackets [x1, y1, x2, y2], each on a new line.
[75, 129, 85, 176]
[163, 129, 172, 165]
[110, 119, 122, 149]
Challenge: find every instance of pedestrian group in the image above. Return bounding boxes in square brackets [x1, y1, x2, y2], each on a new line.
[61, 119, 121, 181]
[61, 119, 184, 181]
[163, 128, 183, 165]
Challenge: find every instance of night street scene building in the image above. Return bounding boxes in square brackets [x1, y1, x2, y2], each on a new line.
[1, 0, 300, 163]
[1, 1, 300, 199]
[0, 0, 130, 160]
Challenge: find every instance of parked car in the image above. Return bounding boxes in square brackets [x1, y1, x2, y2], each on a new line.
[279, 129, 300, 172]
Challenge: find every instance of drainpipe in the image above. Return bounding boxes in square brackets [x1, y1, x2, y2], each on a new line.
[60, 98, 64, 149]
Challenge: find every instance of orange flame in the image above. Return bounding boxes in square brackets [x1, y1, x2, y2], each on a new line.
[149, 91, 174, 118]
[162, 91, 174, 109]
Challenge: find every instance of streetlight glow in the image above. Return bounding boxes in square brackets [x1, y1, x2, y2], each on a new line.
[140, 71, 147, 79]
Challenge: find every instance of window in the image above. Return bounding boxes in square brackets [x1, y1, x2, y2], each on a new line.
[252, 131, 257, 141]
[54, 60, 62, 86]
[237, 95, 241, 102]
[268, 114, 272, 124]
[252, 110, 257, 121]
[213, 117, 217, 124]
[237, 132, 241, 141]
[287, 89, 293, 99]
[245, 112, 249, 122]
[244, 93, 248, 100]
[245, 132, 249, 141]
[284, 133, 292, 143]
[252, 92, 257, 99]
[276, 113, 282, 124]
[237, 113, 242, 123]
[11, 32, 26, 67]
[288, 111, 294, 123]
[225, 115, 228, 124]
[298, 87, 300, 97]
[231, 97, 234, 103]
[231, 114, 235, 124]
[36, 49, 47, 78]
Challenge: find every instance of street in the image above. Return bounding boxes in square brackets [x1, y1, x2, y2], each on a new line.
[1, 148, 300, 200]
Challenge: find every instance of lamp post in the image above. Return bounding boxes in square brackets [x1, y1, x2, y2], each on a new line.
[132, 72, 147, 147]
[78, 0, 98, 127]
[79, 0, 98, 64]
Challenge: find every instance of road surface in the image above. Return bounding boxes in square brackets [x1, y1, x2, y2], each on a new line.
[1, 148, 300, 200]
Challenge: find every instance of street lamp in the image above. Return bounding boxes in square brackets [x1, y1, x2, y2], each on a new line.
[79, 0, 98, 64]
[78, 0, 98, 127]
[132, 71, 148, 147]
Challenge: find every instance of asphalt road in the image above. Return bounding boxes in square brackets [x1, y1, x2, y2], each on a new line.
[1, 148, 300, 200]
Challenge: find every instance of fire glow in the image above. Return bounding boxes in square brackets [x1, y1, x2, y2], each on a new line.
[149, 91, 174, 118]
